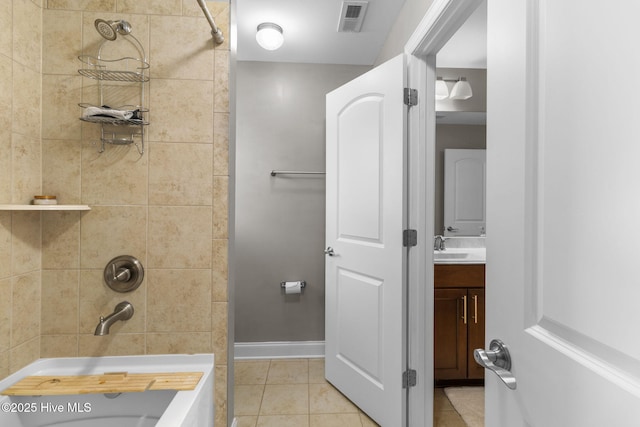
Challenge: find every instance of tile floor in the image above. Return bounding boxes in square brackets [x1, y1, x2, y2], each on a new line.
[233, 358, 469, 427]
[234, 358, 379, 427]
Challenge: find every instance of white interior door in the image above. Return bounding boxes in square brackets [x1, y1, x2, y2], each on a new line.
[443, 149, 486, 236]
[484, 0, 640, 425]
[325, 54, 406, 427]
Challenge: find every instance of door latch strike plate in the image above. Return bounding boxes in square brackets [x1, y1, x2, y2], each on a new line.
[403, 369, 417, 388]
[403, 229, 417, 247]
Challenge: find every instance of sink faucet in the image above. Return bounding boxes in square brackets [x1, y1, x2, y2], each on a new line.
[434, 235, 446, 251]
[94, 301, 134, 336]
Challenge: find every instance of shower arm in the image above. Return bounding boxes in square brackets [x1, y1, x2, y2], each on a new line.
[196, 0, 225, 45]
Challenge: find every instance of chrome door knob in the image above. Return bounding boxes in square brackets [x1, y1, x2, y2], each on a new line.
[474, 339, 517, 390]
[324, 247, 336, 256]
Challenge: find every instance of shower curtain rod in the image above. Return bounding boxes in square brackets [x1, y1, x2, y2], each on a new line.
[196, 0, 224, 44]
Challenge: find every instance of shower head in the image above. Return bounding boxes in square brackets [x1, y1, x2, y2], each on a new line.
[94, 19, 132, 41]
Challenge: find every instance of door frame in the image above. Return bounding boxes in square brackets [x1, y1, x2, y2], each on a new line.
[403, 1, 484, 426]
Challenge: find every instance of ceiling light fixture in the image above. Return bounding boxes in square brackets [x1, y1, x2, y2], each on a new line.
[435, 77, 473, 100]
[256, 22, 284, 51]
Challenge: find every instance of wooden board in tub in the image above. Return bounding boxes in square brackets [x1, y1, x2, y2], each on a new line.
[0, 371, 203, 396]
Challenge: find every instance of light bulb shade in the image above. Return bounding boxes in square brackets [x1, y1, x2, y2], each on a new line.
[435, 79, 449, 100]
[256, 22, 284, 51]
[449, 78, 473, 100]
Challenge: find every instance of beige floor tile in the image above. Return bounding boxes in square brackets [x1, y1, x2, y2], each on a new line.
[234, 384, 264, 416]
[308, 359, 326, 383]
[257, 415, 309, 427]
[434, 410, 468, 427]
[266, 359, 309, 384]
[309, 382, 359, 414]
[236, 415, 258, 427]
[260, 384, 309, 415]
[435, 388, 456, 412]
[235, 360, 270, 385]
[310, 413, 363, 427]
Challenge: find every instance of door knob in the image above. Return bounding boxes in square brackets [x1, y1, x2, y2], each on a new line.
[446, 226, 459, 232]
[474, 339, 517, 390]
[324, 247, 336, 256]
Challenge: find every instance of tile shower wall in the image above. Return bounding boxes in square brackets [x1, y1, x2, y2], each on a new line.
[0, 0, 44, 380]
[2, 1, 230, 426]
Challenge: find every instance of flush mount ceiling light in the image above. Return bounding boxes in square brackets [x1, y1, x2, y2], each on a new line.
[256, 22, 284, 51]
[436, 77, 473, 100]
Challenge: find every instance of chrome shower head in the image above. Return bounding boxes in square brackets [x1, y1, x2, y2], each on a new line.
[94, 19, 132, 41]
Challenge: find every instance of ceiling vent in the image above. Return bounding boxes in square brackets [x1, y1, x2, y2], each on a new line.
[337, 1, 369, 33]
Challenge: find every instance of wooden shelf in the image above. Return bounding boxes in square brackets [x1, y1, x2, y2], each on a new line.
[0, 204, 91, 211]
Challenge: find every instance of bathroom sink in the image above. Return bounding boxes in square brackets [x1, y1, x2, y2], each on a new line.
[433, 248, 486, 264]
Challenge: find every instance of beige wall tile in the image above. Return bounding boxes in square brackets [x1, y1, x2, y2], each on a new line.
[11, 272, 41, 347]
[11, 211, 41, 275]
[13, 0, 42, 72]
[47, 0, 116, 12]
[11, 134, 42, 204]
[149, 142, 213, 206]
[0, 278, 10, 352]
[215, 363, 228, 427]
[0, 351, 8, 380]
[9, 337, 39, 374]
[12, 64, 41, 140]
[80, 206, 147, 268]
[214, 50, 229, 113]
[117, 0, 181, 15]
[147, 269, 211, 332]
[81, 143, 148, 205]
[150, 15, 214, 81]
[149, 79, 214, 143]
[78, 333, 145, 356]
[0, 1, 11, 58]
[211, 239, 228, 302]
[0, 135, 10, 205]
[0, 55, 11, 136]
[43, 9, 82, 75]
[42, 74, 83, 140]
[213, 112, 229, 176]
[42, 211, 81, 269]
[41, 270, 79, 334]
[146, 332, 211, 354]
[213, 176, 228, 239]
[0, 214, 11, 279]
[211, 302, 227, 364]
[148, 206, 212, 268]
[42, 140, 82, 205]
[78, 269, 146, 334]
[41, 334, 78, 357]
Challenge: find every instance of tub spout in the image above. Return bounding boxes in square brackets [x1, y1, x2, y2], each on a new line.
[94, 301, 134, 336]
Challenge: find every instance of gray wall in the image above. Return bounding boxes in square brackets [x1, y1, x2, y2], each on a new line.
[434, 124, 486, 235]
[235, 61, 370, 342]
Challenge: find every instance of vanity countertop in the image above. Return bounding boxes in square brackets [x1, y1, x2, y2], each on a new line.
[433, 247, 486, 264]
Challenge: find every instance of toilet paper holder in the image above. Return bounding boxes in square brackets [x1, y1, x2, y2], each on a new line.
[280, 281, 306, 289]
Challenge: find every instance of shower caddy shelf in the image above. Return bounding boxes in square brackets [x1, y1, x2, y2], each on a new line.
[77, 41, 149, 155]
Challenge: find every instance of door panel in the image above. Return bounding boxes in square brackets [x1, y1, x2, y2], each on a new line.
[486, 0, 640, 425]
[326, 54, 406, 426]
[444, 149, 486, 236]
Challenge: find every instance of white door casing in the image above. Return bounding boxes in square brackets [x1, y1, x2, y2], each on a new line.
[443, 149, 486, 236]
[485, 0, 640, 425]
[325, 54, 407, 427]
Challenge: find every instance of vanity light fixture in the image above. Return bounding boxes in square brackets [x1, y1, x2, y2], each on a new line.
[256, 22, 284, 51]
[435, 76, 473, 100]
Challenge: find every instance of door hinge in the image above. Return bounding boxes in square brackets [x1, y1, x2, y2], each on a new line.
[403, 229, 417, 247]
[403, 369, 417, 388]
[404, 88, 418, 106]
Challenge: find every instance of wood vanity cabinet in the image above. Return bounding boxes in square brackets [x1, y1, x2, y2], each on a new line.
[434, 264, 485, 384]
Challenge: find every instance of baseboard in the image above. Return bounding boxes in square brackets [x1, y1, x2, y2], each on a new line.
[234, 341, 325, 359]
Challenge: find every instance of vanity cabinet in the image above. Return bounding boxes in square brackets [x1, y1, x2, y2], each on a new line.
[434, 264, 485, 383]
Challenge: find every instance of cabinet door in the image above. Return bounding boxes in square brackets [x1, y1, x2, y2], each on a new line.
[434, 288, 468, 380]
[467, 288, 485, 379]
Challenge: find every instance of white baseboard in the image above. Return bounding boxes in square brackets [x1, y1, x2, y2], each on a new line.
[234, 341, 325, 360]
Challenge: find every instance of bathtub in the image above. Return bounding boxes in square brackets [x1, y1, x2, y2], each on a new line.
[0, 354, 214, 427]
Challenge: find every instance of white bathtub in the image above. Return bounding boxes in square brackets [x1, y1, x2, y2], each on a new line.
[0, 354, 214, 427]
